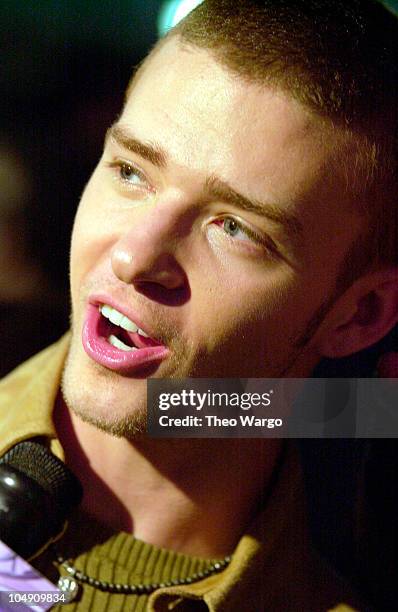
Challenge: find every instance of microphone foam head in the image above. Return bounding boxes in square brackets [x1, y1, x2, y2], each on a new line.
[0, 440, 83, 515]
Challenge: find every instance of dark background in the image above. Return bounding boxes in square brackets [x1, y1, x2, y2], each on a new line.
[1, 0, 160, 297]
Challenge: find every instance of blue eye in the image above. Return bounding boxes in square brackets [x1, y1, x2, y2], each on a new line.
[212, 216, 280, 259]
[223, 218, 239, 236]
[107, 159, 149, 189]
[220, 217, 252, 241]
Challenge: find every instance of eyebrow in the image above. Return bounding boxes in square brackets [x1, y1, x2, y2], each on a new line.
[106, 124, 167, 168]
[106, 123, 303, 244]
[204, 176, 303, 244]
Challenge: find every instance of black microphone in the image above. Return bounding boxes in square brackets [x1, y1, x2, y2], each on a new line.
[0, 441, 83, 560]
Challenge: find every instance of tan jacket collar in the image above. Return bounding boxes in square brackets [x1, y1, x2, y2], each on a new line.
[0, 333, 70, 459]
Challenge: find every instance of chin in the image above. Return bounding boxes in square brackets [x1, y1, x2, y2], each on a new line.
[61, 342, 149, 438]
[72, 403, 148, 439]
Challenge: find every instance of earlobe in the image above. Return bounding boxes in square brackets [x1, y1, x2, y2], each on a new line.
[319, 268, 398, 359]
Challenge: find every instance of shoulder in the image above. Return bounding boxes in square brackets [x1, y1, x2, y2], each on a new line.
[0, 334, 70, 456]
[0, 336, 69, 403]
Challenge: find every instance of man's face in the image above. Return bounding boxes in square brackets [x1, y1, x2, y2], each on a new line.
[63, 38, 362, 435]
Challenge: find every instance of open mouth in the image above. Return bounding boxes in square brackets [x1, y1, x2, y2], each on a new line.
[99, 304, 161, 351]
[82, 302, 169, 374]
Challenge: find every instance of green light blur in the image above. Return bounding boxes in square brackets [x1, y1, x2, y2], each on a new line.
[157, 0, 204, 37]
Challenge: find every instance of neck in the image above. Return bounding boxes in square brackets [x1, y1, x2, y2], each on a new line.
[54, 395, 282, 559]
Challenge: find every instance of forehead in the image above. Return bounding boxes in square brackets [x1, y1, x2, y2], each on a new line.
[124, 39, 329, 195]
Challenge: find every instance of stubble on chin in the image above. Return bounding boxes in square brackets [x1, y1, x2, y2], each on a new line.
[60, 339, 148, 439]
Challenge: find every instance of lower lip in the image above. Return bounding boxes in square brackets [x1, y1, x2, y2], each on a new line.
[82, 304, 169, 374]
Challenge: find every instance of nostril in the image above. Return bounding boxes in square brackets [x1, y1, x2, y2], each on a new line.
[134, 281, 191, 307]
[156, 270, 186, 291]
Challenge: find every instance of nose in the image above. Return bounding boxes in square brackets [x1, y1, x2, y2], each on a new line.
[110, 207, 187, 291]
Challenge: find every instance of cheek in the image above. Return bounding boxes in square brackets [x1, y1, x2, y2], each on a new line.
[186, 267, 299, 352]
[69, 201, 114, 306]
[182, 277, 306, 377]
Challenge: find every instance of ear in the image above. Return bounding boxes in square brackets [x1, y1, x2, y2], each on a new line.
[316, 268, 398, 359]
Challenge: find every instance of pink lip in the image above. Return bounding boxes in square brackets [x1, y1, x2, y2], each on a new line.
[82, 303, 169, 375]
[88, 294, 158, 340]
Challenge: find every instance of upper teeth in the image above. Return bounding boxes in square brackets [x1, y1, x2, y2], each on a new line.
[100, 305, 149, 337]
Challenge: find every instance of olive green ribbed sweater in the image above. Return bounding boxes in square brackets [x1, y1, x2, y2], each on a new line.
[38, 530, 217, 611]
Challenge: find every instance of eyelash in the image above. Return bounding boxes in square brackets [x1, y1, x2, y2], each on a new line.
[107, 159, 150, 190]
[214, 217, 279, 258]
